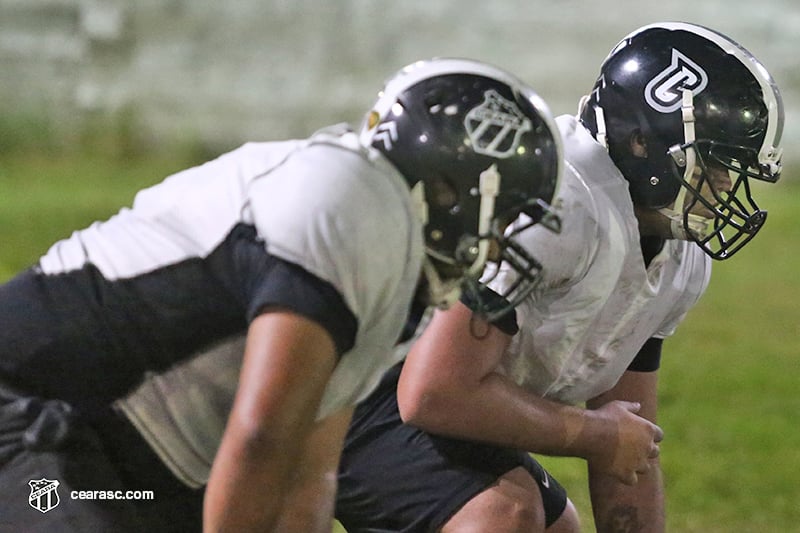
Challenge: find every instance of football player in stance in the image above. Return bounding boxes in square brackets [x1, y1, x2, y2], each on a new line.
[0, 58, 563, 532]
[335, 22, 784, 533]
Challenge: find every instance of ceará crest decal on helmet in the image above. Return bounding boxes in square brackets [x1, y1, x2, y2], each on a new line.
[644, 49, 708, 113]
[464, 90, 532, 158]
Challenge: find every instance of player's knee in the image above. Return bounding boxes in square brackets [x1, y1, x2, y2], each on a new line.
[547, 498, 581, 533]
[502, 495, 544, 532]
[442, 489, 545, 533]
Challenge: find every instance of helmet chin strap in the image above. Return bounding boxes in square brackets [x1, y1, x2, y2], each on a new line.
[409, 181, 458, 308]
[660, 179, 712, 241]
[658, 89, 713, 241]
[421, 259, 463, 309]
[409, 181, 429, 228]
[420, 244, 471, 308]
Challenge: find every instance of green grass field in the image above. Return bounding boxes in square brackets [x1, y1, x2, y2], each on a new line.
[2, 150, 798, 532]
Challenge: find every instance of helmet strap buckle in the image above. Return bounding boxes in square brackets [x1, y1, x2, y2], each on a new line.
[668, 145, 687, 167]
[465, 164, 501, 278]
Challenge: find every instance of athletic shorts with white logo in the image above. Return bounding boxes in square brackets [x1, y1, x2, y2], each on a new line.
[335, 362, 568, 532]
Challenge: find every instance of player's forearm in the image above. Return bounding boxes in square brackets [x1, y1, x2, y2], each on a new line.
[204, 422, 298, 532]
[272, 472, 337, 533]
[203, 312, 338, 531]
[589, 458, 665, 533]
[273, 407, 353, 533]
[399, 368, 608, 459]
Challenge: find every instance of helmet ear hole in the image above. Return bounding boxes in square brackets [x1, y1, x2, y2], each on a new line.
[629, 130, 648, 158]
[427, 176, 459, 211]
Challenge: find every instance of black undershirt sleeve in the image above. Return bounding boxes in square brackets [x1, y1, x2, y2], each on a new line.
[459, 285, 519, 336]
[627, 337, 663, 372]
[246, 256, 358, 358]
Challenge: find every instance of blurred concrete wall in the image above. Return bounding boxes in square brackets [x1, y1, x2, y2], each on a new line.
[1, 0, 797, 167]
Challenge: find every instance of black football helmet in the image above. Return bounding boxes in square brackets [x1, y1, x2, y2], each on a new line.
[360, 58, 562, 318]
[579, 22, 784, 259]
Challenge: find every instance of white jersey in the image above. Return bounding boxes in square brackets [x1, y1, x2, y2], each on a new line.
[29, 125, 422, 487]
[492, 115, 711, 404]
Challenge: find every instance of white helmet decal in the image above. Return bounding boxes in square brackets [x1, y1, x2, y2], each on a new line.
[644, 48, 708, 113]
[465, 90, 532, 158]
[372, 121, 398, 151]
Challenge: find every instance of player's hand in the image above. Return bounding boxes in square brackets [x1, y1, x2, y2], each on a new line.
[587, 400, 663, 485]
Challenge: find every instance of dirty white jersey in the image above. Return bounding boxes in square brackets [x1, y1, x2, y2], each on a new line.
[491, 115, 711, 404]
[11, 125, 422, 487]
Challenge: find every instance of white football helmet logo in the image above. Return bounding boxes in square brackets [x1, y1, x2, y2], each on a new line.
[644, 48, 708, 113]
[464, 90, 532, 158]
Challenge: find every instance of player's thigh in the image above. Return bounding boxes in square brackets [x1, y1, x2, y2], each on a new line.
[441, 466, 545, 533]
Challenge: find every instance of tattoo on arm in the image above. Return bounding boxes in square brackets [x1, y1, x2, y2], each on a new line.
[601, 505, 643, 533]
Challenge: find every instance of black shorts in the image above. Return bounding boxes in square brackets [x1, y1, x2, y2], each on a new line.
[335, 363, 568, 533]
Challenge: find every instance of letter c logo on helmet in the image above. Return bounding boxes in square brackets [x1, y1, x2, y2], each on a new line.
[644, 48, 709, 113]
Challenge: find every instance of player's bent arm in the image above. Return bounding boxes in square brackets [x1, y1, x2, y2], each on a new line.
[397, 302, 649, 462]
[397, 301, 511, 430]
[273, 405, 354, 533]
[203, 310, 338, 533]
[586, 368, 665, 533]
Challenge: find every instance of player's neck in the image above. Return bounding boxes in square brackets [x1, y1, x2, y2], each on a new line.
[633, 206, 669, 266]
